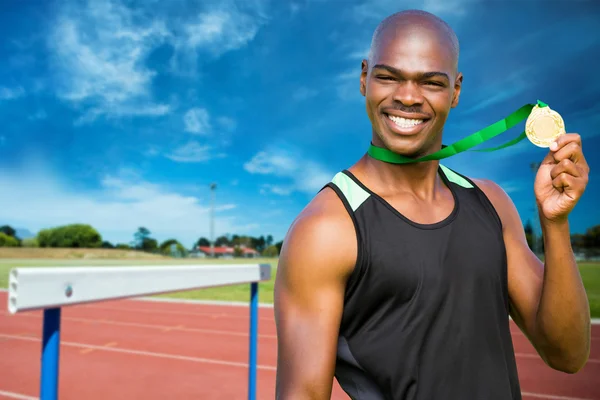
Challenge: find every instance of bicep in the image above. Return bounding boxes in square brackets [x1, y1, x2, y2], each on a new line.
[274, 210, 355, 399]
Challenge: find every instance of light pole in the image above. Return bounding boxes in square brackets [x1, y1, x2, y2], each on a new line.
[210, 182, 216, 258]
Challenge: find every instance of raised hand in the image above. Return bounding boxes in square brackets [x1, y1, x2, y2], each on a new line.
[534, 133, 590, 223]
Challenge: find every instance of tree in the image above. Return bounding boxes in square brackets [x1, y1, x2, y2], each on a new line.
[571, 234, 586, 250]
[195, 237, 210, 247]
[234, 245, 244, 257]
[524, 220, 534, 250]
[584, 225, 600, 249]
[134, 227, 151, 249]
[0, 225, 17, 238]
[36, 224, 102, 248]
[215, 235, 230, 246]
[0, 232, 19, 247]
[159, 239, 187, 257]
[263, 245, 279, 257]
[0, 225, 20, 246]
[140, 237, 158, 252]
[21, 237, 38, 247]
[254, 235, 266, 252]
[577, 224, 600, 259]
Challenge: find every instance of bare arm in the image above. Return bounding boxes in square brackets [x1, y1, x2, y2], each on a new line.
[274, 188, 356, 399]
[476, 173, 590, 373]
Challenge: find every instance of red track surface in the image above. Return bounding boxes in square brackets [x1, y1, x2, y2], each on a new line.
[0, 292, 598, 400]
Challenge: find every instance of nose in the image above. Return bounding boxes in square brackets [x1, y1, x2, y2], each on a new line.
[392, 81, 424, 106]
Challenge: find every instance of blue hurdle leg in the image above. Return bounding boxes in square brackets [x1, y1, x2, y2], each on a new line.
[248, 282, 258, 400]
[41, 308, 61, 400]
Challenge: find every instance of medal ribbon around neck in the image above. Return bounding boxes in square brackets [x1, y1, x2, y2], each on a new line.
[367, 100, 550, 164]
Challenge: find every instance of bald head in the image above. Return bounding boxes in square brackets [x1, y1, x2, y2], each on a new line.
[368, 10, 459, 72]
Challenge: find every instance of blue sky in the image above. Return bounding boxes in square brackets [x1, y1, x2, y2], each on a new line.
[1, 0, 599, 248]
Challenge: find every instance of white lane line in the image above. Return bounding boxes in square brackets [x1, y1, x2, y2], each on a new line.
[522, 391, 595, 400]
[0, 311, 277, 339]
[2, 289, 600, 325]
[0, 390, 37, 400]
[76, 304, 275, 321]
[515, 352, 600, 364]
[135, 296, 274, 308]
[0, 333, 276, 371]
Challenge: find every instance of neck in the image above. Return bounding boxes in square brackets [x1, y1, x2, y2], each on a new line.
[356, 154, 443, 200]
[354, 134, 449, 198]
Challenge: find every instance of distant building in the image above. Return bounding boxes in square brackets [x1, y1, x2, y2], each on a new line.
[192, 245, 260, 258]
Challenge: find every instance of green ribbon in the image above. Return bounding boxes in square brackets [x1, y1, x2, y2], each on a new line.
[367, 100, 547, 164]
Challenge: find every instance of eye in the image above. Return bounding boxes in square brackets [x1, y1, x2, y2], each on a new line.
[376, 75, 395, 81]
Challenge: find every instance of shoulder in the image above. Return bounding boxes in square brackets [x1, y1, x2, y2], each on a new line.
[278, 183, 359, 283]
[470, 177, 512, 206]
[469, 176, 522, 232]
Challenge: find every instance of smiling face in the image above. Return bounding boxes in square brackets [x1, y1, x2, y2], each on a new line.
[360, 14, 463, 158]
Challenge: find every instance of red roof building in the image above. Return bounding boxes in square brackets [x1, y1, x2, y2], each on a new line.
[195, 245, 260, 258]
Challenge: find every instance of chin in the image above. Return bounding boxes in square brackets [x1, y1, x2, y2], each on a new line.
[377, 135, 426, 158]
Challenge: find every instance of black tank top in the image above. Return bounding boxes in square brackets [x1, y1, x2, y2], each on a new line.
[323, 164, 522, 400]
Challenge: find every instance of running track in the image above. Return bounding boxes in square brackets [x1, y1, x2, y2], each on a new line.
[0, 292, 598, 400]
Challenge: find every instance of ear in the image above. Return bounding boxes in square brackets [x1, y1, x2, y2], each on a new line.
[360, 59, 368, 97]
[451, 72, 463, 108]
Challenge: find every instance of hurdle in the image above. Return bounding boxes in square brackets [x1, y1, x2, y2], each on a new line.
[7, 263, 272, 400]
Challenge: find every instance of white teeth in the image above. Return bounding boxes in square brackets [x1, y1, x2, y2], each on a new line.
[387, 115, 424, 128]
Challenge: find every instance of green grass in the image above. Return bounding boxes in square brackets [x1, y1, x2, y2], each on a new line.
[1, 258, 598, 317]
[580, 263, 600, 319]
[0, 257, 278, 305]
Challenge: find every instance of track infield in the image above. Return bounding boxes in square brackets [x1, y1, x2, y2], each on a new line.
[1, 292, 599, 400]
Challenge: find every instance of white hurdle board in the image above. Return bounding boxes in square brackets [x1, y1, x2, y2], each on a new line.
[8, 263, 271, 314]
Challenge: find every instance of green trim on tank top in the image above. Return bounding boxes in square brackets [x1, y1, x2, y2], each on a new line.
[331, 172, 370, 211]
[439, 164, 474, 188]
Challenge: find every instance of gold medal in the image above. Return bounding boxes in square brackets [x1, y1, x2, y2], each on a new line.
[525, 103, 566, 148]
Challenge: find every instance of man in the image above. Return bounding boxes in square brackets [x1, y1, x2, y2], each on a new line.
[274, 9, 591, 400]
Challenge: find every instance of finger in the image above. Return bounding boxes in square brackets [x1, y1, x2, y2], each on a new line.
[552, 141, 584, 164]
[551, 159, 580, 180]
[552, 172, 575, 193]
[550, 133, 581, 152]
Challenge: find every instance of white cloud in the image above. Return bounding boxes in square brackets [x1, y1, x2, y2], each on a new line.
[348, 0, 467, 24]
[168, 2, 269, 75]
[244, 147, 334, 195]
[244, 151, 297, 175]
[0, 86, 25, 100]
[260, 184, 294, 196]
[348, 47, 370, 60]
[47, 0, 268, 123]
[496, 180, 524, 194]
[0, 164, 244, 247]
[74, 104, 171, 126]
[48, 0, 170, 124]
[184, 108, 211, 134]
[216, 204, 237, 211]
[166, 141, 224, 163]
[170, 108, 236, 162]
